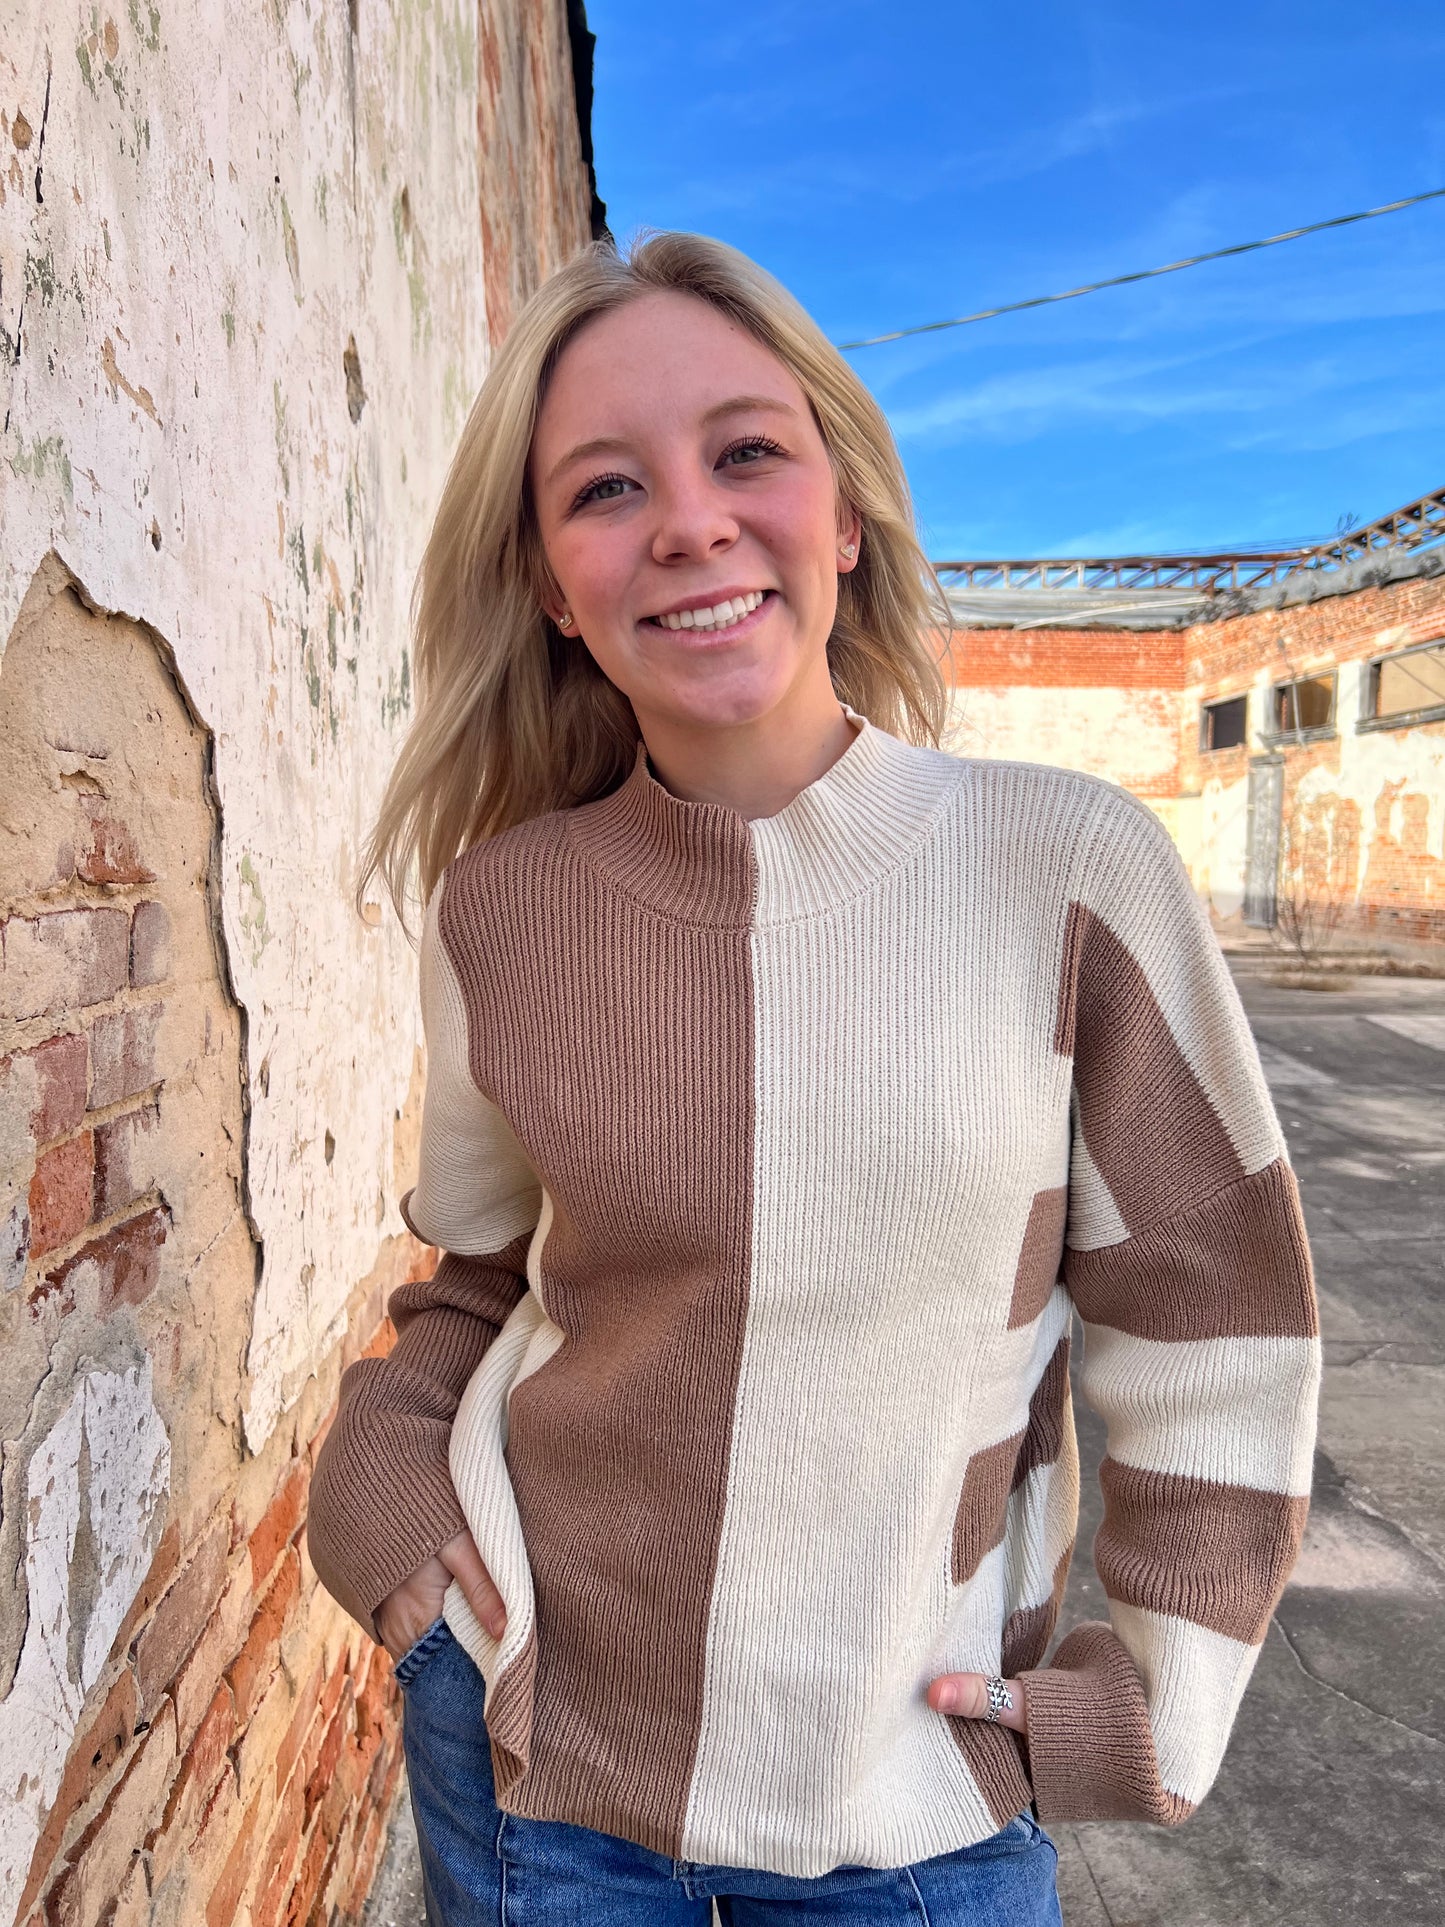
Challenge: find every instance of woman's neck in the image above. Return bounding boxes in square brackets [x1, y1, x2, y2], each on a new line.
[633, 684, 862, 825]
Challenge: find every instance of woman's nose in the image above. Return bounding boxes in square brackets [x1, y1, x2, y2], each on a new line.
[650, 474, 740, 564]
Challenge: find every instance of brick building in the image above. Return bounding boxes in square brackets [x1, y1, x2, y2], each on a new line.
[939, 491, 1445, 963]
[0, 4, 601, 1924]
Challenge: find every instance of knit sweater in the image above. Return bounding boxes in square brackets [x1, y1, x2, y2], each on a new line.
[306, 701, 1321, 1878]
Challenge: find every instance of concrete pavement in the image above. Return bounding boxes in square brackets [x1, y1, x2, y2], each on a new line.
[365, 969, 1445, 1926]
[1052, 969, 1445, 1927]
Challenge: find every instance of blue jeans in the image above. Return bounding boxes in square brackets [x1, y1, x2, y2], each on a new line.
[397, 1618, 1062, 1926]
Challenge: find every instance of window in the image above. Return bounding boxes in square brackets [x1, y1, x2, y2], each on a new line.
[1269, 673, 1335, 742]
[1200, 693, 1248, 751]
[1361, 638, 1445, 729]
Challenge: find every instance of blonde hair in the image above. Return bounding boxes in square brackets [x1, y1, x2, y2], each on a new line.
[360, 229, 952, 932]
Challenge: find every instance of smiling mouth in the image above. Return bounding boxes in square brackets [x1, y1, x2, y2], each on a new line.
[643, 590, 771, 633]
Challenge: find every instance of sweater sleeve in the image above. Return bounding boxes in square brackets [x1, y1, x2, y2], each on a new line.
[1018, 787, 1321, 1824]
[306, 878, 542, 1640]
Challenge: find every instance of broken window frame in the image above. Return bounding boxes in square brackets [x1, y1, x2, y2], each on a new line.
[1199, 692, 1249, 753]
[1264, 671, 1336, 745]
[1358, 636, 1445, 732]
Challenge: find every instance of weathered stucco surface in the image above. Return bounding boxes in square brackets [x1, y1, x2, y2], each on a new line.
[944, 685, 1182, 799]
[0, 6, 597, 1918]
[1, 0, 492, 1450]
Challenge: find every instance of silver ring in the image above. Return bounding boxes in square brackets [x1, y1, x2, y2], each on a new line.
[983, 1675, 1014, 1724]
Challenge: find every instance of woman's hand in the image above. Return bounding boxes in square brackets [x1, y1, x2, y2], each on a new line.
[926, 1671, 1029, 1735]
[374, 1528, 507, 1662]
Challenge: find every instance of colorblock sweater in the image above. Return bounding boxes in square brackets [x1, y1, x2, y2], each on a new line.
[306, 701, 1321, 1878]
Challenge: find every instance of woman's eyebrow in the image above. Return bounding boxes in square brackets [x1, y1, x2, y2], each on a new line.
[699, 394, 799, 426]
[544, 396, 798, 491]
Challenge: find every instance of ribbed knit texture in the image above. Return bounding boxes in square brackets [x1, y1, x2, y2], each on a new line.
[306, 703, 1321, 1876]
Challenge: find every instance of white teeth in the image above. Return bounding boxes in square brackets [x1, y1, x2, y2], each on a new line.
[655, 591, 766, 631]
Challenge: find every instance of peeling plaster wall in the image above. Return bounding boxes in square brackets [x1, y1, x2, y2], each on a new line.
[1, 5, 595, 1919]
[2, 0, 500, 1453]
[944, 684, 1182, 799]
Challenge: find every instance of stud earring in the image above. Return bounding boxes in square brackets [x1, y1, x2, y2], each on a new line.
[839, 542, 857, 560]
[557, 611, 573, 628]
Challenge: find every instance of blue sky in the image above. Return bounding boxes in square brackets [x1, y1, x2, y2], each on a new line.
[587, 1, 1445, 559]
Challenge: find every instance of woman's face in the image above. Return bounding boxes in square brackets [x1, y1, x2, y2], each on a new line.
[528, 289, 859, 735]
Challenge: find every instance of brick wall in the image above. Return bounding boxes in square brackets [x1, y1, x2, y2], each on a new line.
[0, 566, 439, 1927]
[943, 567, 1445, 957]
[1182, 570, 1445, 949]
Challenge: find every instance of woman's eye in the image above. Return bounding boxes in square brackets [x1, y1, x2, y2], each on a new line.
[573, 472, 632, 509]
[720, 437, 785, 468]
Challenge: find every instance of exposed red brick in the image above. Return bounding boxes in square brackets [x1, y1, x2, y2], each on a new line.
[343, 1802, 387, 1921]
[303, 1700, 348, 1829]
[134, 1513, 229, 1716]
[304, 1400, 335, 1471]
[87, 1001, 163, 1109]
[224, 1548, 301, 1725]
[92, 1102, 162, 1220]
[203, 1794, 260, 1927]
[273, 1661, 324, 1801]
[17, 1670, 139, 1922]
[357, 1316, 395, 1364]
[0, 908, 130, 1022]
[76, 799, 156, 886]
[403, 1236, 439, 1285]
[942, 624, 1186, 691]
[108, 1517, 182, 1670]
[27, 1133, 94, 1258]
[251, 1771, 306, 1927]
[147, 1685, 236, 1890]
[129, 900, 172, 987]
[305, 1817, 350, 1927]
[34, 1207, 168, 1320]
[172, 1561, 257, 1751]
[14, 1033, 89, 1142]
[286, 1816, 334, 1927]
[301, 1668, 349, 1790]
[45, 1701, 176, 1927]
[353, 1648, 398, 1748]
[249, 1457, 310, 1592]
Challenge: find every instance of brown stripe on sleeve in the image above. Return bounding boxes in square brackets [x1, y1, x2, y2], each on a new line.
[305, 1230, 534, 1635]
[1095, 1457, 1310, 1645]
[952, 1335, 1071, 1584]
[1007, 1187, 1067, 1329]
[1063, 1157, 1318, 1341]
[440, 804, 757, 1857]
[1057, 901, 1245, 1231]
[1000, 1545, 1072, 1677]
[1011, 1335, 1070, 1491]
[1020, 1621, 1195, 1825]
[947, 1717, 1034, 1830]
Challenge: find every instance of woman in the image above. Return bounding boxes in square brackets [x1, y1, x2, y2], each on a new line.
[306, 231, 1321, 1925]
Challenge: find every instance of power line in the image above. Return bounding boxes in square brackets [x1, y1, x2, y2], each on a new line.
[836, 187, 1445, 351]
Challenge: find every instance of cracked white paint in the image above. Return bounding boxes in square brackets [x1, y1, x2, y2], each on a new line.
[0, 1362, 169, 1923]
[0, 2, 493, 1446]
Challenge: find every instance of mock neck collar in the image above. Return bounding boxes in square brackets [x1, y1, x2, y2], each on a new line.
[564, 702, 965, 929]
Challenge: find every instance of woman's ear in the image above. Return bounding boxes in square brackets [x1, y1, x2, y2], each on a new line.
[836, 504, 863, 575]
[535, 570, 573, 631]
